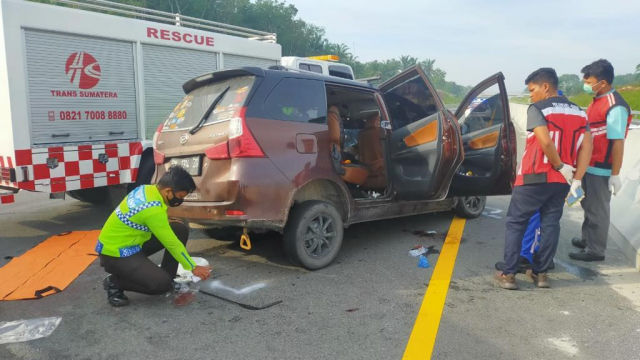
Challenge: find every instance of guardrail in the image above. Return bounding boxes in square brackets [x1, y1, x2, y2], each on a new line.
[43, 0, 277, 42]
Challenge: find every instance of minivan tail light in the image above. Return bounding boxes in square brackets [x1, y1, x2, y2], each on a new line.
[153, 149, 165, 165]
[225, 210, 246, 216]
[228, 107, 266, 158]
[204, 141, 230, 160]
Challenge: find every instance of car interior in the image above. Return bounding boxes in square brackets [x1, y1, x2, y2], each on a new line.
[326, 86, 390, 199]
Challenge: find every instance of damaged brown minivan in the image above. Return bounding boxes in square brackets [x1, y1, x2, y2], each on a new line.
[153, 66, 516, 270]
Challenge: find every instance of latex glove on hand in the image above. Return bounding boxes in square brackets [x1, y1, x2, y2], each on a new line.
[609, 175, 622, 195]
[558, 163, 576, 184]
[570, 179, 582, 198]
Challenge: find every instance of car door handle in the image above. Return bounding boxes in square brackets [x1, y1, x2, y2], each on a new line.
[109, 131, 125, 135]
[52, 133, 70, 138]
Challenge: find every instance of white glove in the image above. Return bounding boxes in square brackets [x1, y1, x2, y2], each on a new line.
[609, 175, 622, 195]
[570, 179, 582, 198]
[557, 163, 576, 184]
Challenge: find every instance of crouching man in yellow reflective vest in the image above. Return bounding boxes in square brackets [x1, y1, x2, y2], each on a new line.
[96, 165, 210, 307]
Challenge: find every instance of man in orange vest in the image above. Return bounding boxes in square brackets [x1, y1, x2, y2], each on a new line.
[495, 68, 593, 290]
[569, 59, 633, 262]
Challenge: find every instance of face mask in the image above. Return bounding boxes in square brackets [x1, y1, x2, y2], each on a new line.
[583, 82, 601, 96]
[167, 190, 184, 207]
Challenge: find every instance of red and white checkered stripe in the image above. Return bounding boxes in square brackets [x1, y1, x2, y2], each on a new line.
[10, 142, 143, 194]
[0, 155, 18, 205]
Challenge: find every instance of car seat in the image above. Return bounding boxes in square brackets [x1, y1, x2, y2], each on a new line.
[358, 113, 387, 191]
[327, 105, 369, 186]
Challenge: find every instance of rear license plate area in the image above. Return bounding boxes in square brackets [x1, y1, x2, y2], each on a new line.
[169, 155, 202, 176]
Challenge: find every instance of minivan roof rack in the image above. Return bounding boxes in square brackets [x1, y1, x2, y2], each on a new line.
[40, 0, 277, 42]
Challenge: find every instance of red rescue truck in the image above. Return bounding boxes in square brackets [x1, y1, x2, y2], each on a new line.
[0, 0, 281, 205]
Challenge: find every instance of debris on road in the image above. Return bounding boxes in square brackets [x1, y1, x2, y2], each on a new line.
[409, 245, 440, 257]
[345, 308, 360, 313]
[418, 255, 431, 269]
[482, 207, 503, 219]
[404, 230, 438, 237]
[174, 257, 209, 284]
[0, 317, 62, 344]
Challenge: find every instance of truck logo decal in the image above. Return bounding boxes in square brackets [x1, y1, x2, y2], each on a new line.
[65, 52, 101, 90]
[46, 157, 59, 170]
[98, 153, 109, 164]
[180, 133, 189, 145]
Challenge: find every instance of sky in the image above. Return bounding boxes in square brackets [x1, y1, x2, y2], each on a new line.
[291, 0, 640, 94]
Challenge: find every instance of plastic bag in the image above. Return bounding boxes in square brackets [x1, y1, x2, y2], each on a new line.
[418, 255, 430, 269]
[174, 257, 209, 284]
[0, 317, 61, 344]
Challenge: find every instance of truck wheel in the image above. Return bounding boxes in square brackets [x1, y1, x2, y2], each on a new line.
[204, 227, 243, 241]
[284, 200, 344, 270]
[128, 152, 155, 193]
[67, 187, 109, 205]
[454, 196, 487, 219]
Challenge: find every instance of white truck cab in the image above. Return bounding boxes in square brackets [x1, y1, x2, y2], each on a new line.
[280, 56, 355, 80]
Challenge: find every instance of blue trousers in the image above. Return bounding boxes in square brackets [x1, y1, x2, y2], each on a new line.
[503, 183, 569, 274]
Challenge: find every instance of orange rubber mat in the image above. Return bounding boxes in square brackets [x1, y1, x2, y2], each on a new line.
[0, 231, 99, 300]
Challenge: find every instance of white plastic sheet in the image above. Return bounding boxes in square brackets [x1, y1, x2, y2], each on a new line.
[0, 317, 61, 344]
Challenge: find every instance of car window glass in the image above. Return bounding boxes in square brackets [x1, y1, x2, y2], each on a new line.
[309, 64, 323, 74]
[458, 84, 503, 135]
[328, 65, 354, 79]
[299, 64, 310, 71]
[385, 75, 439, 129]
[161, 76, 255, 131]
[265, 78, 327, 123]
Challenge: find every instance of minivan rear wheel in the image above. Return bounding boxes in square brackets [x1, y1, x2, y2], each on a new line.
[454, 196, 487, 219]
[284, 200, 344, 270]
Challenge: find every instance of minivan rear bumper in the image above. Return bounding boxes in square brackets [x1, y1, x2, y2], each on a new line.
[167, 158, 294, 231]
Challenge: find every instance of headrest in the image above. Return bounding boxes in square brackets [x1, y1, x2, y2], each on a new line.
[364, 113, 381, 129]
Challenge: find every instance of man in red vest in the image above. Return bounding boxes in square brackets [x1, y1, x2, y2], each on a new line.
[569, 59, 633, 262]
[495, 68, 593, 290]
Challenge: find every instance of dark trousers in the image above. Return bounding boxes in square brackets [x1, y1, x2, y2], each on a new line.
[99, 222, 190, 295]
[581, 173, 611, 256]
[503, 183, 569, 275]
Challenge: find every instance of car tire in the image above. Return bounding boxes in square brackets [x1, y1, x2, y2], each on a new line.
[67, 187, 109, 205]
[454, 196, 487, 219]
[204, 227, 243, 241]
[284, 200, 344, 270]
[127, 153, 155, 193]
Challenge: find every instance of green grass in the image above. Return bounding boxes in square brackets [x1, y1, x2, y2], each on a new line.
[510, 96, 531, 105]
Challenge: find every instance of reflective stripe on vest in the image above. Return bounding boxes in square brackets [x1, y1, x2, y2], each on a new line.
[115, 201, 162, 232]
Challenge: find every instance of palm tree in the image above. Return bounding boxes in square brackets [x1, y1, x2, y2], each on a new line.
[399, 55, 418, 70]
[419, 59, 436, 78]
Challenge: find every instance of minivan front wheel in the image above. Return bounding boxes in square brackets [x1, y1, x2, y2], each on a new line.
[454, 196, 487, 219]
[284, 201, 344, 270]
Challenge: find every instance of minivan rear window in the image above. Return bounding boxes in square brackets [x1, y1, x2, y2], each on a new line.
[162, 76, 255, 132]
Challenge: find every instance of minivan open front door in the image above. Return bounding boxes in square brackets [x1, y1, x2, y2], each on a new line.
[448, 72, 516, 197]
[380, 66, 463, 201]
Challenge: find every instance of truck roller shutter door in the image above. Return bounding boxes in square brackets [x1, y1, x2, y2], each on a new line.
[223, 54, 278, 70]
[24, 30, 138, 145]
[142, 44, 217, 139]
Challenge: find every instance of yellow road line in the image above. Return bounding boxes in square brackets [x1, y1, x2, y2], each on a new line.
[402, 216, 467, 360]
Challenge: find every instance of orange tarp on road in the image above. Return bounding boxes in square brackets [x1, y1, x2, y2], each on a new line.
[0, 231, 100, 300]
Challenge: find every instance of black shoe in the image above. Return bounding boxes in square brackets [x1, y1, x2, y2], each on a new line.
[103, 275, 130, 307]
[571, 237, 587, 249]
[569, 250, 604, 262]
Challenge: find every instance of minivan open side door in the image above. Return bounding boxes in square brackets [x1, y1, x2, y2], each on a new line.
[380, 66, 463, 201]
[448, 72, 516, 196]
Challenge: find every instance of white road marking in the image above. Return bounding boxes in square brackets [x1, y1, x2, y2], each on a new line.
[547, 337, 579, 356]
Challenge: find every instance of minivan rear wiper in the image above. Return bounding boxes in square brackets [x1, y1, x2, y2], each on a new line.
[189, 86, 231, 135]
